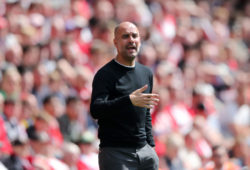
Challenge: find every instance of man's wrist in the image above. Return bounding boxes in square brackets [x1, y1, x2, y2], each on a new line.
[129, 94, 134, 105]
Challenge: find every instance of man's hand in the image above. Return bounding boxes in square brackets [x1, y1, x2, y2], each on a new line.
[129, 85, 159, 109]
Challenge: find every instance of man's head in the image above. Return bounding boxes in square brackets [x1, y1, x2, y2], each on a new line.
[42, 95, 61, 117]
[212, 145, 228, 168]
[113, 22, 141, 64]
[66, 96, 81, 119]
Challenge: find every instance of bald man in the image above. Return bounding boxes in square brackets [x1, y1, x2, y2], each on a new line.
[90, 22, 159, 170]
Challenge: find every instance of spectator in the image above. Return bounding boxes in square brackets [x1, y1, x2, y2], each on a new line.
[27, 120, 69, 170]
[2, 99, 27, 143]
[0, 67, 21, 100]
[1, 139, 32, 170]
[61, 142, 81, 170]
[0, 113, 12, 155]
[76, 131, 99, 170]
[42, 94, 64, 118]
[58, 96, 86, 142]
[179, 129, 202, 169]
[203, 145, 240, 170]
[164, 133, 184, 170]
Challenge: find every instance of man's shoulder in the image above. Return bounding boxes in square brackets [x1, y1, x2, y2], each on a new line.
[57, 113, 69, 123]
[136, 62, 152, 75]
[94, 59, 116, 79]
[99, 59, 116, 71]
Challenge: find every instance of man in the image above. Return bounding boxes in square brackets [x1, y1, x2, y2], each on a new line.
[58, 96, 85, 142]
[203, 145, 240, 170]
[90, 22, 159, 170]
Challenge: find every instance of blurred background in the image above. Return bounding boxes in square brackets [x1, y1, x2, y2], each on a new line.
[0, 0, 249, 169]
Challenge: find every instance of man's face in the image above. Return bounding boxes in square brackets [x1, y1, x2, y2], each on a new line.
[114, 23, 141, 61]
[212, 147, 228, 168]
[4, 103, 15, 118]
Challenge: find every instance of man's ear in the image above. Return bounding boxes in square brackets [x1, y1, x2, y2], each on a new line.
[113, 38, 117, 47]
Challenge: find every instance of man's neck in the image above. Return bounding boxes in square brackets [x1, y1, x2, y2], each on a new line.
[115, 55, 135, 67]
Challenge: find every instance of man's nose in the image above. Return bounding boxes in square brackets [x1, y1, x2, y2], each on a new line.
[128, 36, 136, 43]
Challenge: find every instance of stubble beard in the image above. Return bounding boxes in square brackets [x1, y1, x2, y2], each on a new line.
[122, 49, 139, 62]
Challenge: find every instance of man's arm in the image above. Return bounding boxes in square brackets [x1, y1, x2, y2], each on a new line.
[145, 74, 155, 147]
[90, 71, 131, 120]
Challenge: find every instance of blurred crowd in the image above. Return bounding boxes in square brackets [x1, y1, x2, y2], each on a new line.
[0, 0, 249, 169]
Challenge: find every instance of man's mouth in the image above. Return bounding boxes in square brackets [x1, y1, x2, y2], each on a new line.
[126, 46, 137, 52]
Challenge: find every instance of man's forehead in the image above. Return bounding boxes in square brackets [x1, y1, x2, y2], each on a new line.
[115, 22, 139, 36]
[120, 26, 138, 34]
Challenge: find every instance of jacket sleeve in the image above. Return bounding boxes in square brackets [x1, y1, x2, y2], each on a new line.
[145, 73, 155, 147]
[90, 70, 132, 120]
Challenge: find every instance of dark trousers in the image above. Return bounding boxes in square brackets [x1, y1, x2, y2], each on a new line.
[99, 144, 159, 170]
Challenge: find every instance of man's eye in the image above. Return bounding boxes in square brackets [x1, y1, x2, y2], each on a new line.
[132, 34, 138, 38]
[122, 35, 129, 38]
